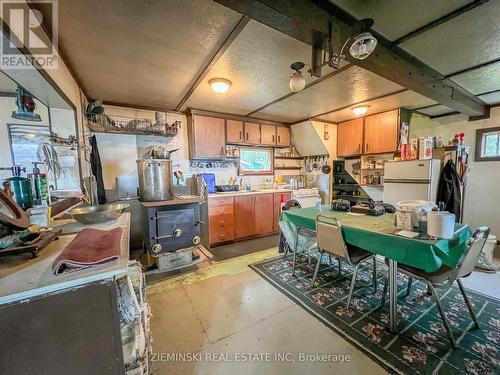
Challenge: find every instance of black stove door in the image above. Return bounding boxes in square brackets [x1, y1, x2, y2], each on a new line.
[152, 205, 200, 254]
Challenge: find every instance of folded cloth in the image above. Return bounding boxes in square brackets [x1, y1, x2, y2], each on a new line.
[52, 227, 122, 275]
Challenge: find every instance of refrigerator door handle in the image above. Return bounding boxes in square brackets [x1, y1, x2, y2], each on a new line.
[383, 179, 431, 184]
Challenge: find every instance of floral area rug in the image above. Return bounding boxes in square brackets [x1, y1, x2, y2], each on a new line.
[250, 253, 500, 375]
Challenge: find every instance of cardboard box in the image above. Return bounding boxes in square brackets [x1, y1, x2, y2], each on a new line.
[418, 137, 433, 160]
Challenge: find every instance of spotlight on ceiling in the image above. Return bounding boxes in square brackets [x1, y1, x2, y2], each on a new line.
[209, 78, 232, 93]
[349, 32, 377, 60]
[289, 62, 309, 93]
[352, 105, 369, 116]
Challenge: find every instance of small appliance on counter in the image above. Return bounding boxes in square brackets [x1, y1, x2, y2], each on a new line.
[331, 199, 350, 212]
[351, 201, 385, 216]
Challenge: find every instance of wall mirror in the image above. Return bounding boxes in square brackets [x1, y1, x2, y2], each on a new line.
[0, 67, 82, 199]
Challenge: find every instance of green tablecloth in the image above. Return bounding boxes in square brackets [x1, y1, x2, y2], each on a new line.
[280, 206, 473, 273]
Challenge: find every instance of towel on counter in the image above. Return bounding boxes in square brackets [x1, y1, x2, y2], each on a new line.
[52, 227, 122, 275]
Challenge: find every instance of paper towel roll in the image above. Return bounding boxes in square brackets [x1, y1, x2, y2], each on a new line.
[427, 212, 455, 239]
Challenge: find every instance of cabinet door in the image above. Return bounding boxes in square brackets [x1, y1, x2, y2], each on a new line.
[337, 118, 363, 157]
[273, 192, 291, 232]
[226, 120, 244, 143]
[276, 127, 291, 147]
[244, 122, 261, 144]
[234, 195, 256, 238]
[260, 124, 276, 145]
[191, 115, 225, 158]
[364, 110, 399, 154]
[254, 194, 274, 235]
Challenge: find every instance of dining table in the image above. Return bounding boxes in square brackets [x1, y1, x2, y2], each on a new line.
[280, 205, 473, 332]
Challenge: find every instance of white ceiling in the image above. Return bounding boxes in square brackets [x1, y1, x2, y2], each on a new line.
[417, 104, 455, 117]
[182, 20, 334, 114]
[50, 0, 241, 109]
[331, 0, 470, 41]
[44, 0, 499, 123]
[399, 1, 500, 75]
[251, 66, 403, 122]
[315, 90, 437, 123]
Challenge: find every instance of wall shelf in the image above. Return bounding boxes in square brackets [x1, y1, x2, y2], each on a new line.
[275, 156, 303, 160]
[274, 166, 302, 170]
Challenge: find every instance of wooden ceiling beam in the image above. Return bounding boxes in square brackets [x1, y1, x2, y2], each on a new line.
[214, 0, 488, 117]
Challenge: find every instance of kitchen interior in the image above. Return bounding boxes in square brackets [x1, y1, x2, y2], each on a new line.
[0, 1, 499, 374]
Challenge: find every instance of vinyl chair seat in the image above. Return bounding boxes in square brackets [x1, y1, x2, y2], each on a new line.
[347, 244, 374, 265]
[383, 258, 454, 285]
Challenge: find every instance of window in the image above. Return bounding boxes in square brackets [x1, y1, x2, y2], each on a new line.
[476, 127, 500, 162]
[239, 147, 274, 175]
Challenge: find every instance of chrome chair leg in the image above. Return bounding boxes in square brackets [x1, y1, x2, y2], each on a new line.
[283, 242, 289, 260]
[291, 232, 298, 277]
[328, 254, 333, 265]
[372, 257, 378, 293]
[404, 276, 413, 297]
[337, 259, 342, 276]
[457, 279, 480, 329]
[311, 251, 323, 286]
[380, 277, 388, 306]
[428, 282, 457, 348]
[347, 264, 360, 309]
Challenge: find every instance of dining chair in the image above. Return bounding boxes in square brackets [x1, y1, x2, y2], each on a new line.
[381, 226, 490, 348]
[280, 199, 306, 260]
[314, 215, 378, 309]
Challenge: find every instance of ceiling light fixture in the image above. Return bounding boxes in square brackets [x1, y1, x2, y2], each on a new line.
[209, 78, 232, 94]
[289, 62, 311, 93]
[352, 105, 369, 116]
[329, 19, 377, 68]
[348, 32, 377, 60]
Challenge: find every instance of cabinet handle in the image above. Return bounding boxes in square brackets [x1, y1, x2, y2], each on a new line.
[221, 146, 225, 155]
[239, 131, 242, 140]
[246, 132, 249, 141]
[218, 234, 225, 239]
[272, 134, 275, 143]
[218, 219, 225, 225]
[366, 143, 369, 152]
[358, 144, 361, 152]
[278, 135, 281, 143]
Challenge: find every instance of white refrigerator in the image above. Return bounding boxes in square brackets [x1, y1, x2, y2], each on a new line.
[383, 159, 441, 206]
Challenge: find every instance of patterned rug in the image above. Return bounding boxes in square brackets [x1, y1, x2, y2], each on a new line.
[250, 252, 500, 375]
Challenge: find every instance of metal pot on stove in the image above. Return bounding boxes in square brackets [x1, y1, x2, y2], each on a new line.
[136, 159, 173, 201]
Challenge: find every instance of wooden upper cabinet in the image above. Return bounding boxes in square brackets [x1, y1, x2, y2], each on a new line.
[364, 109, 399, 154]
[337, 118, 364, 157]
[226, 120, 244, 143]
[260, 124, 276, 146]
[189, 114, 225, 159]
[244, 122, 261, 144]
[276, 126, 291, 147]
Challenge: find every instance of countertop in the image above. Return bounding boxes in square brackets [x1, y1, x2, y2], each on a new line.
[0, 213, 131, 305]
[140, 195, 200, 207]
[208, 189, 292, 198]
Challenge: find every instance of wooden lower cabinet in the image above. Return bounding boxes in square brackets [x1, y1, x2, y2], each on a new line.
[234, 195, 256, 239]
[209, 193, 285, 245]
[209, 197, 235, 245]
[254, 194, 274, 235]
[273, 191, 291, 232]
